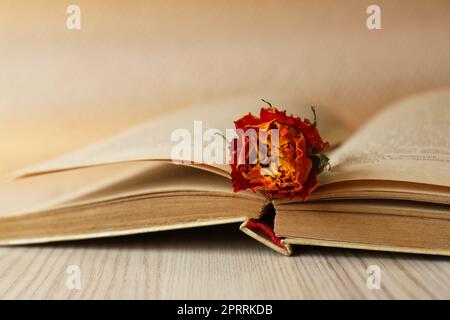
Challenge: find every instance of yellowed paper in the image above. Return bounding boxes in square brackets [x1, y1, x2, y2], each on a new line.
[323, 89, 450, 187]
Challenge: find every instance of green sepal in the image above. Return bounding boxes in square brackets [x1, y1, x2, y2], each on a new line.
[310, 152, 330, 175]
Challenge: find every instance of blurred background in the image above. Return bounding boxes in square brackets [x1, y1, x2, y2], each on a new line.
[1, 0, 450, 178]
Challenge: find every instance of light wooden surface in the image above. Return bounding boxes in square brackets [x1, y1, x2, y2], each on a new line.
[0, 224, 449, 299]
[1, 0, 450, 300]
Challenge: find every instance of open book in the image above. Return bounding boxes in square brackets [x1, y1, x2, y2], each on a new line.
[1, 90, 449, 256]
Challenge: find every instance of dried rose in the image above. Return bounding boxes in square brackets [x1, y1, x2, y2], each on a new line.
[230, 100, 330, 200]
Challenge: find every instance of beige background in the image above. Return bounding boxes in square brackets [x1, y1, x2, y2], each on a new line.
[0, 0, 450, 299]
[2, 0, 450, 175]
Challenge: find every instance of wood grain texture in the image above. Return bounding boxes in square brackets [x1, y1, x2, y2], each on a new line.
[1, 0, 450, 300]
[0, 224, 449, 299]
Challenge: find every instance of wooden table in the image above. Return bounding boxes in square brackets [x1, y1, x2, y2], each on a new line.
[1, 224, 448, 299]
[1, 0, 450, 300]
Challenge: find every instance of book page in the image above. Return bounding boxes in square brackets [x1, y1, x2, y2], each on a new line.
[323, 88, 450, 187]
[64, 163, 263, 207]
[16, 95, 350, 178]
[1, 162, 264, 218]
[0, 162, 148, 216]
